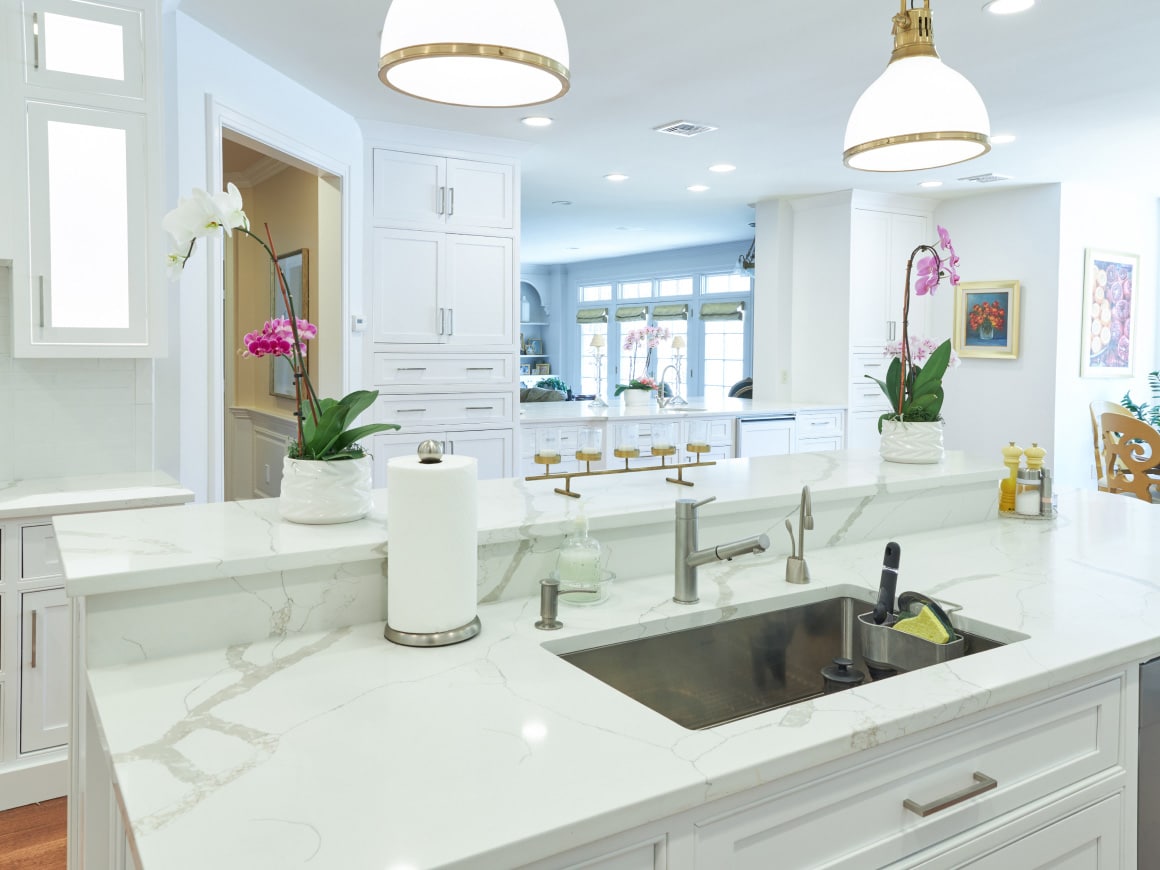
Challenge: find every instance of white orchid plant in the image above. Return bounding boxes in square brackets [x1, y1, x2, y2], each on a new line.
[164, 184, 398, 460]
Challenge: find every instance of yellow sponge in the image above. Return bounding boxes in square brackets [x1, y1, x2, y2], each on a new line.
[893, 606, 951, 644]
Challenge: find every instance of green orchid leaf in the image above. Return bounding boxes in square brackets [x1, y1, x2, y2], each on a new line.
[911, 340, 952, 395]
[328, 422, 401, 455]
[884, 357, 902, 412]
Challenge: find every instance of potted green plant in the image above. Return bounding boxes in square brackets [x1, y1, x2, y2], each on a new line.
[866, 226, 961, 463]
[1122, 371, 1160, 427]
[165, 184, 400, 522]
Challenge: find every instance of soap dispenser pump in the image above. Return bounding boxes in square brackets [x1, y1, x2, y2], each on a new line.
[554, 515, 608, 603]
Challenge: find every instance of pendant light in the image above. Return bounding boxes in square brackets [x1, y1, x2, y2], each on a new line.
[378, 0, 570, 108]
[844, 0, 990, 172]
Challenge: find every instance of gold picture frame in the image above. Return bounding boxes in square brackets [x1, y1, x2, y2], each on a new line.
[270, 248, 309, 398]
[952, 280, 1020, 360]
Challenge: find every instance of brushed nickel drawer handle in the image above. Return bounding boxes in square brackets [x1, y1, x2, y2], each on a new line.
[465, 366, 493, 371]
[465, 406, 492, 411]
[30, 610, 38, 669]
[904, 772, 997, 817]
[396, 367, 427, 372]
[397, 408, 426, 413]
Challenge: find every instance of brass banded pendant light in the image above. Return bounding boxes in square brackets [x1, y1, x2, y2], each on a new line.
[844, 0, 991, 172]
[378, 0, 570, 108]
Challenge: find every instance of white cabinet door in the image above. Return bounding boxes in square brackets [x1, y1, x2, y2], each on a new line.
[914, 794, 1122, 869]
[850, 209, 892, 346]
[446, 429, 514, 480]
[849, 409, 886, 451]
[20, 587, 70, 753]
[24, 0, 145, 98]
[372, 228, 445, 344]
[445, 235, 514, 347]
[445, 158, 514, 231]
[372, 150, 446, 228]
[371, 150, 513, 233]
[737, 419, 794, 457]
[887, 211, 931, 339]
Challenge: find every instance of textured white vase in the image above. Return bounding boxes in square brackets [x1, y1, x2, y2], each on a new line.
[621, 389, 655, 409]
[880, 420, 945, 464]
[279, 455, 373, 524]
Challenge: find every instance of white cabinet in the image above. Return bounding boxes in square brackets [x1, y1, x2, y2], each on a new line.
[372, 429, 513, 485]
[850, 208, 930, 347]
[372, 149, 514, 232]
[794, 409, 845, 452]
[371, 228, 513, 348]
[736, 417, 794, 458]
[6, 0, 165, 358]
[19, 587, 69, 753]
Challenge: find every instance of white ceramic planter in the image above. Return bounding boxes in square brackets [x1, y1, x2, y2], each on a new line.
[621, 389, 655, 409]
[880, 420, 945, 464]
[279, 455, 373, 524]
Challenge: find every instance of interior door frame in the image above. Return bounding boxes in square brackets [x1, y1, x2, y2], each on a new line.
[204, 97, 352, 501]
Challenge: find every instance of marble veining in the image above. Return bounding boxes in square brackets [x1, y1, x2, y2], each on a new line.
[81, 488, 1160, 869]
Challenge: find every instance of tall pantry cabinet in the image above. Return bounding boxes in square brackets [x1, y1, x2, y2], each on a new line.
[790, 191, 935, 451]
[367, 147, 520, 483]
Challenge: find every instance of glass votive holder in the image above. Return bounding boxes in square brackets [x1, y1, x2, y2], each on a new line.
[650, 422, 677, 457]
[686, 420, 711, 454]
[534, 428, 561, 466]
[613, 424, 640, 459]
[576, 427, 603, 463]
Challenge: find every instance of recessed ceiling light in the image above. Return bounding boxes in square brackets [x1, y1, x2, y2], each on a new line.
[918, 180, 943, 188]
[604, 173, 629, 182]
[983, 0, 1034, 14]
[708, 163, 736, 173]
[990, 133, 1017, 145]
[521, 116, 553, 127]
[551, 200, 572, 206]
[687, 184, 710, 192]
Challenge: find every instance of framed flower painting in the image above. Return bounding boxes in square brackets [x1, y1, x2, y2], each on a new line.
[952, 280, 1020, 360]
[1080, 248, 1137, 378]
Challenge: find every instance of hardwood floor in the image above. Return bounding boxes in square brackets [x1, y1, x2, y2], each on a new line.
[0, 799, 67, 870]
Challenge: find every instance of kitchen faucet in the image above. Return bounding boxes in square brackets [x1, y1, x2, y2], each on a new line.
[674, 496, 770, 604]
[784, 485, 813, 584]
[656, 364, 687, 409]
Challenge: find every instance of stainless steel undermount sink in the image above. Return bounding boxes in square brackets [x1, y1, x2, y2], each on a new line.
[548, 592, 1022, 730]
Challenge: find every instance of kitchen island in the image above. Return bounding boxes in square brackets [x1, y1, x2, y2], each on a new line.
[56, 454, 1152, 868]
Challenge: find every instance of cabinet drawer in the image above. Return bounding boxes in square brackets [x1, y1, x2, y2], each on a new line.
[796, 410, 844, 437]
[852, 381, 892, 411]
[374, 353, 513, 389]
[694, 677, 1122, 869]
[376, 392, 511, 427]
[689, 417, 734, 448]
[796, 435, 843, 453]
[852, 350, 890, 382]
[22, 525, 62, 580]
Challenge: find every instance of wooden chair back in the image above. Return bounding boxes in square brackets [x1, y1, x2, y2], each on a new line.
[1090, 401, 1135, 491]
[1100, 412, 1160, 502]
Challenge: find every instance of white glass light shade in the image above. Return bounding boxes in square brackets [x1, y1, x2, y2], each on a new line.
[379, 0, 570, 107]
[844, 56, 991, 172]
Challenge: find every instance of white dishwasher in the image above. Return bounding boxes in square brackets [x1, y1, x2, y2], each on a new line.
[737, 415, 795, 458]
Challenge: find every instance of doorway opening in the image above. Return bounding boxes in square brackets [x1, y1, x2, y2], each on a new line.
[220, 131, 343, 501]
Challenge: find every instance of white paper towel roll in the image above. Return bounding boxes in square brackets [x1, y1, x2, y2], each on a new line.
[386, 454, 478, 635]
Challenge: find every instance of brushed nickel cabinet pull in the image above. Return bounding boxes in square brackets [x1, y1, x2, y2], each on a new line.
[437, 186, 445, 215]
[903, 772, 997, 817]
[38, 277, 45, 328]
[396, 367, 427, 372]
[32, 12, 39, 69]
[448, 187, 454, 216]
[438, 308, 445, 335]
[447, 308, 454, 335]
[396, 408, 426, 413]
[465, 366, 493, 371]
[30, 610, 38, 669]
[465, 406, 492, 411]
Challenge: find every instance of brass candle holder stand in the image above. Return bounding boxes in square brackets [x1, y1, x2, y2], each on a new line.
[527, 445, 716, 499]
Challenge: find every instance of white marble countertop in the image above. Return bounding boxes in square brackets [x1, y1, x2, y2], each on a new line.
[0, 471, 193, 520]
[518, 396, 846, 424]
[83, 489, 1160, 870]
[55, 451, 999, 597]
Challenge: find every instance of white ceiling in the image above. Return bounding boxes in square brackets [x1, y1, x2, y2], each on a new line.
[178, 0, 1160, 266]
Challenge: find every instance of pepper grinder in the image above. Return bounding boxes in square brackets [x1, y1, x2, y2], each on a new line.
[999, 441, 1022, 513]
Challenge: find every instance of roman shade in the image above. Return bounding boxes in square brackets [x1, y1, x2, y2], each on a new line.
[575, 307, 609, 324]
[700, 301, 745, 321]
[652, 303, 689, 321]
[614, 305, 648, 322]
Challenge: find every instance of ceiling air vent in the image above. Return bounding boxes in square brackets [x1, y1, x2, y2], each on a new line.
[654, 120, 718, 138]
[958, 172, 1012, 184]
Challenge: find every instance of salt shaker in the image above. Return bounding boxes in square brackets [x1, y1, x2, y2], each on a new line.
[1015, 468, 1042, 516]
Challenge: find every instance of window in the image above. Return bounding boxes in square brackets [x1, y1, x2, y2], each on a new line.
[573, 264, 751, 403]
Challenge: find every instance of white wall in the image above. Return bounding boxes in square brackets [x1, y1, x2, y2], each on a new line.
[161, 12, 366, 502]
[931, 186, 1063, 468]
[0, 266, 153, 480]
[752, 198, 794, 403]
[1053, 184, 1158, 490]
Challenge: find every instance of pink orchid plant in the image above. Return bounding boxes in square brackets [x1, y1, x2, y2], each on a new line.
[866, 226, 961, 430]
[615, 325, 671, 395]
[165, 184, 398, 460]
